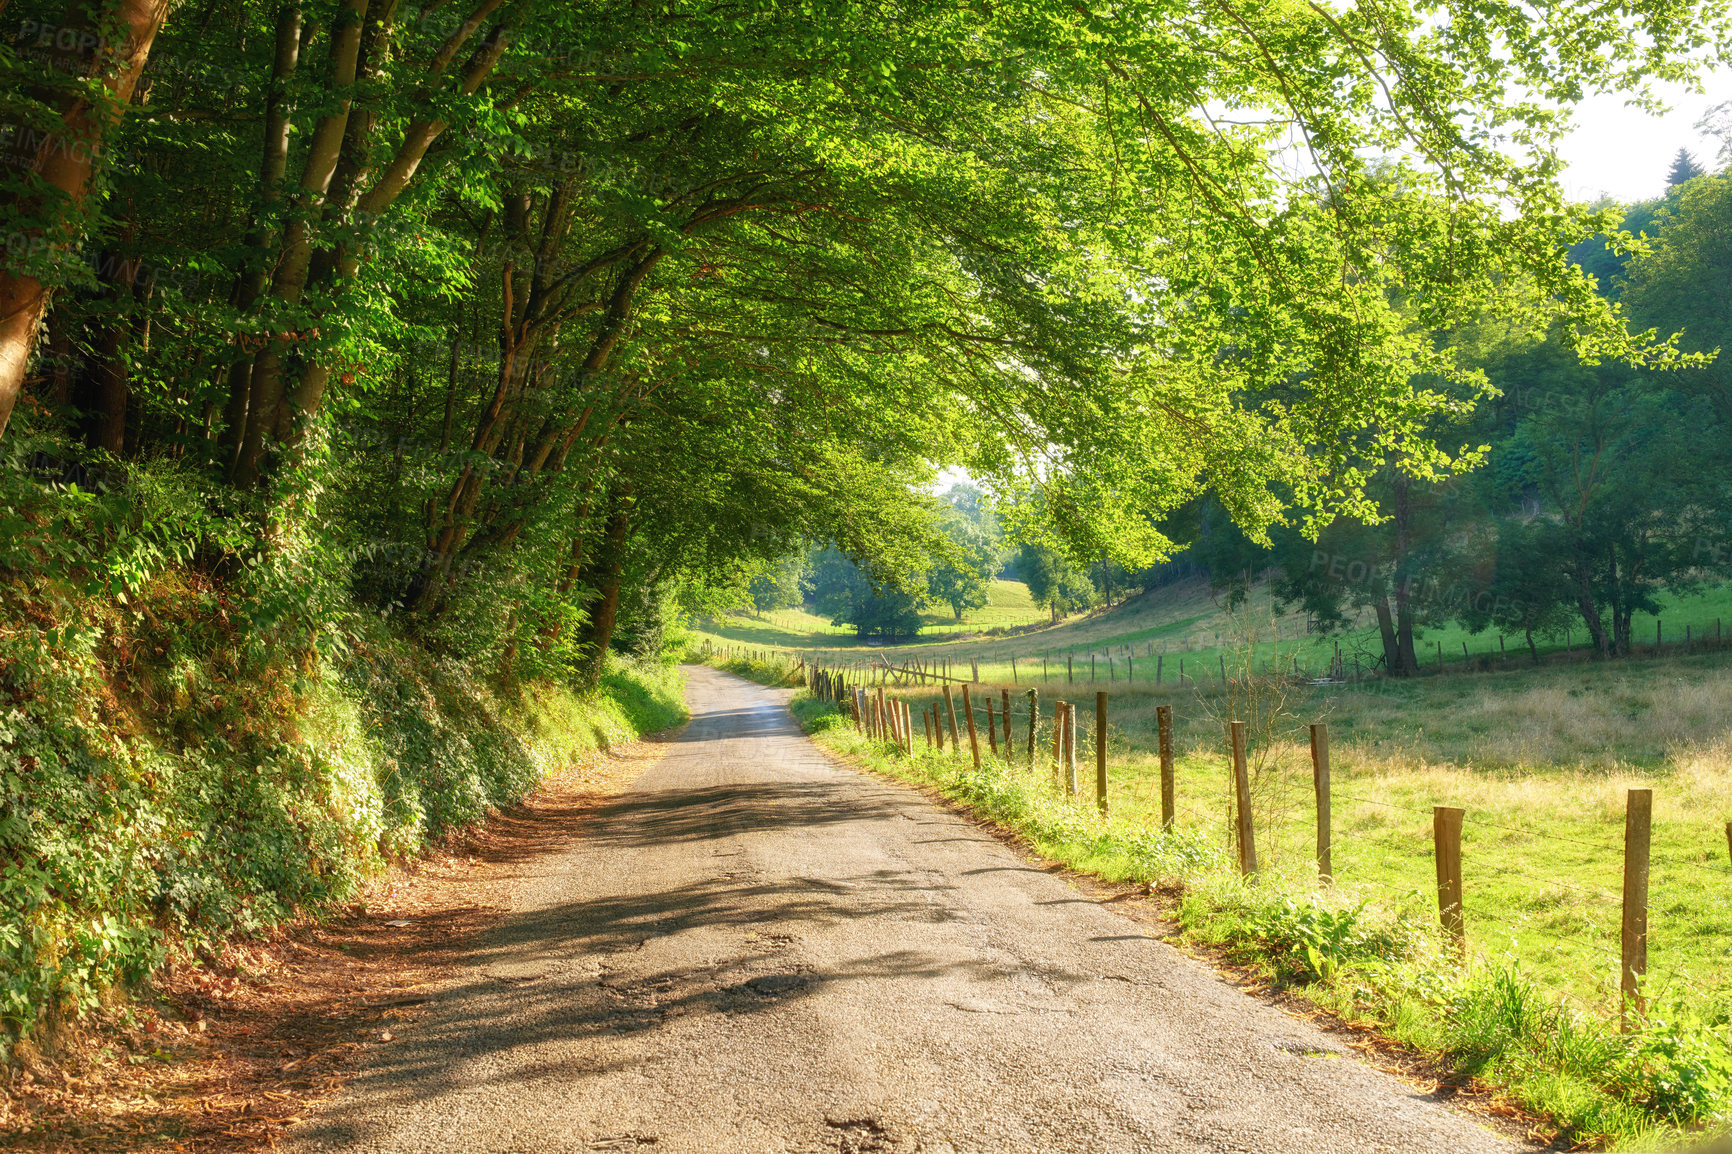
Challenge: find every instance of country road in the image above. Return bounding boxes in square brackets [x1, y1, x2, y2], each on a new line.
[289, 666, 1511, 1154]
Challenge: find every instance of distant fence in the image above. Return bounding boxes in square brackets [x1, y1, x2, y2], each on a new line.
[702, 614, 1732, 691]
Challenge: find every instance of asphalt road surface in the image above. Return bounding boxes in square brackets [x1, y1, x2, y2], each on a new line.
[290, 666, 1510, 1154]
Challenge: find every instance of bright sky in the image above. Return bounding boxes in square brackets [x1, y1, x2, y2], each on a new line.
[1558, 76, 1729, 204]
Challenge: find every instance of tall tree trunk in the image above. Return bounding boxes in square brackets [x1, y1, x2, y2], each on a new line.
[1572, 559, 1610, 657]
[1393, 583, 1419, 674]
[275, 12, 515, 454]
[575, 495, 631, 688]
[88, 249, 140, 453]
[44, 305, 74, 408]
[0, 0, 169, 441]
[1610, 548, 1632, 657]
[1388, 473, 1419, 676]
[220, 3, 303, 465]
[230, 0, 369, 487]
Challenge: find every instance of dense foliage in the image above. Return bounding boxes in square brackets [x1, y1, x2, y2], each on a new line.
[6, 0, 1729, 639]
[1147, 168, 1732, 671]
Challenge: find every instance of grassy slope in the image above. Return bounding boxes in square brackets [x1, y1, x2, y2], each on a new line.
[695, 579, 1050, 650]
[0, 572, 687, 1061]
[698, 576, 1732, 692]
[874, 657, 1732, 1014]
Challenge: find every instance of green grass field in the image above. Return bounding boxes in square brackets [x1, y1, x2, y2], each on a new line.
[694, 579, 1050, 649]
[700, 577, 1732, 699]
[869, 655, 1732, 1013]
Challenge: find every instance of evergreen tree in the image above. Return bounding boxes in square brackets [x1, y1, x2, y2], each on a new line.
[1668, 148, 1707, 186]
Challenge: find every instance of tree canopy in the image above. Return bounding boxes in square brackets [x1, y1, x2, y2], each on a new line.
[3, 0, 1728, 678]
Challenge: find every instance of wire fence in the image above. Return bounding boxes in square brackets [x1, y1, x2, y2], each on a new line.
[701, 610, 1732, 691]
[790, 652, 1732, 1024]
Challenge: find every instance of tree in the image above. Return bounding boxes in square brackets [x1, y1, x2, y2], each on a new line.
[1621, 173, 1732, 425]
[2, 0, 1728, 696]
[1447, 518, 1579, 662]
[1018, 543, 1094, 623]
[749, 554, 808, 616]
[807, 548, 926, 641]
[1089, 558, 1134, 607]
[1479, 336, 1730, 656]
[0, 0, 171, 440]
[926, 512, 995, 621]
[1668, 149, 1707, 187]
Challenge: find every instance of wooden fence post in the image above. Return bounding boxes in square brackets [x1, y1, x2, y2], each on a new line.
[1025, 689, 1038, 771]
[1050, 700, 1064, 776]
[942, 685, 960, 751]
[1156, 654, 1163, 685]
[1095, 691, 1108, 816]
[1227, 721, 1257, 874]
[1064, 702, 1078, 796]
[962, 685, 981, 770]
[1725, 819, 1731, 867]
[1157, 705, 1175, 830]
[985, 698, 999, 756]
[999, 688, 1011, 755]
[1622, 788, 1653, 1027]
[923, 709, 933, 749]
[1310, 723, 1331, 883]
[1433, 806, 1466, 958]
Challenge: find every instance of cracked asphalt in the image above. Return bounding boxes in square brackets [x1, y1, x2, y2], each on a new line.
[288, 665, 1511, 1153]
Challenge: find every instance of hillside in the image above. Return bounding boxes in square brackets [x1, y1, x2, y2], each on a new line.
[700, 576, 1732, 686]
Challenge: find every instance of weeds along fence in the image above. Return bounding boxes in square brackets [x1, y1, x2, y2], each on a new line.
[800, 657, 1732, 1030]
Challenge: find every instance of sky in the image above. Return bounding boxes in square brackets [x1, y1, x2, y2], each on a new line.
[1558, 76, 1729, 204]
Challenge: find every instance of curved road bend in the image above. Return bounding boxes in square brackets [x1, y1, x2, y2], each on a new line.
[290, 665, 1510, 1154]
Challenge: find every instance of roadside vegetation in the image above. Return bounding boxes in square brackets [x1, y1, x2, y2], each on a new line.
[727, 640, 1732, 1146]
[0, 461, 687, 1065]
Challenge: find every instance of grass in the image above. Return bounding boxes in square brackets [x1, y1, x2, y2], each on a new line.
[697, 577, 1732, 698]
[693, 579, 1051, 651]
[751, 645, 1732, 1146]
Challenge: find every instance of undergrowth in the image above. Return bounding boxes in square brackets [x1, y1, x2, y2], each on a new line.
[787, 692, 1732, 1150]
[0, 449, 686, 1063]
